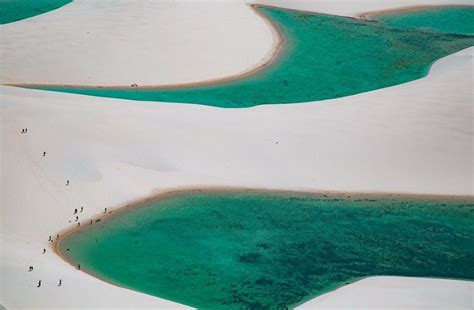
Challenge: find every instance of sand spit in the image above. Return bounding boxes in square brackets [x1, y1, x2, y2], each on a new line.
[0, 0, 274, 87]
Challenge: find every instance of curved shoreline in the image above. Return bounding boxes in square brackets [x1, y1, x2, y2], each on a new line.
[53, 186, 474, 307]
[6, 4, 472, 91]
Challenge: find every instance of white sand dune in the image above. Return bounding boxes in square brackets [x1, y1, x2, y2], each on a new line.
[0, 0, 275, 86]
[2, 47, 472, 308]
[297, 276, 474, 309]
[1, 0, 473, 308]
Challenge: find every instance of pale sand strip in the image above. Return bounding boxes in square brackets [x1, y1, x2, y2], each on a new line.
[2, 46, 472, 308]
[358, 4, 473, 19]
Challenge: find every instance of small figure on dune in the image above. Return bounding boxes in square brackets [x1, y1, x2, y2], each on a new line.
[37, 280, 41, 288]
[28, 266, 33, 272]
[80, 206, 83, 213]
[77, 222, 80, 227]
[56, 234, 59, 239]
[48, 235, 52, 242]
[42, 151, 46, 157]
[74, 208, 78, 214]
[75, 216, 78, 222]
[104, 208, 107, 214]
[21, 129, 25, 134]
[77, 264, 81, 270]
[43, 248, 46, 254]
[89, 220, 93, 225]
[25, 128, 28, 133]
[58, 279, 62, 286]
[66, 180, 70, 186]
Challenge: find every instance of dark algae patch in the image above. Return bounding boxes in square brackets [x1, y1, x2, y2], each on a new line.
[0, 0, 72, 24]
[35, 6, 474, 107]
[59, 191, 474, 309]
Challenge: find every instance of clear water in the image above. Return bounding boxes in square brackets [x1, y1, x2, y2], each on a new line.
[35, 6, 474, 107]
[60, 191, 474, 309]
[0, 0, 71, 24]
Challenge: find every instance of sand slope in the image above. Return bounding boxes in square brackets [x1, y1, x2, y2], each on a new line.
[297, 276, 474, 309]
[1, 47, 472, 308]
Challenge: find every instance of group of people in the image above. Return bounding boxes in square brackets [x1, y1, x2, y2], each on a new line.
[21, 126, 86, 290]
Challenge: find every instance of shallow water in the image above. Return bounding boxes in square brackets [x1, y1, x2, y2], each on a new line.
[60, 191, 474, 309]
[0, 0, 71, 24]
[36, 6, 474, 107]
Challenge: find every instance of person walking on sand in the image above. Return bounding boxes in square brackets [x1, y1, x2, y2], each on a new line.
[58, 279, 62, 286]
[29, 266, 33, 272]
[48, 235, 52, 242]
[21, 129, 24, 134]
[43, 248, 46, 254]
[80, 206, 83, 213]
[77, 222, 80, 227]
[37, 280, 41, 287]
[74, 208, 78, 214]
[66, 180, 70, 186]
[42, 151, 46, 157]
[75, 216, 78, 222]
[77, 264, 81, 270]
[104, 208, 107, 214]
[25, 128, 28, 133]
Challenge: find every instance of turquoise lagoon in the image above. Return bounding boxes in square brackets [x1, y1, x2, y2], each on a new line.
[59, 191, 474, 309]
[0, 0, 71, 24]
[36, 6, 474, 107]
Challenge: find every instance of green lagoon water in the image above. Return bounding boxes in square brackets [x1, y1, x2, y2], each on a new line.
[60, 191, 474, 309]
[0, 0, 71, 24]
[36, 6, 474, 107]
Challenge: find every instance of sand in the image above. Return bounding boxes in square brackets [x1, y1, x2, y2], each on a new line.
[297, 276, 474, 309]
[1, 0, 473, 308]
[0, 0, 275, 87]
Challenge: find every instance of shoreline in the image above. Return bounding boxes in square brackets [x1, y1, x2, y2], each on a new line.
[53, 186, 474, 307]
[5, 4, 472, 91]
[358, 4, 473, 19]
